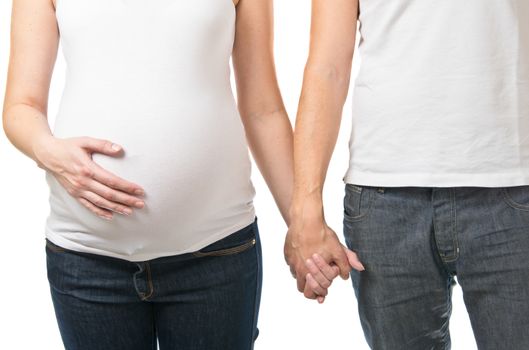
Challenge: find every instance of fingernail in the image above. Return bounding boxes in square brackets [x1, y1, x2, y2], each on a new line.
[134, 189, 144, 196]
[122, 208, 133, 215]
[111, 143, 121, 151]
[135, 201, 145, 209]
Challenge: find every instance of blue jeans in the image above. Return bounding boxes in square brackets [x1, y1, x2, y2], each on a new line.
[46, 218, 262, 350]
[343, 184, 529, 350]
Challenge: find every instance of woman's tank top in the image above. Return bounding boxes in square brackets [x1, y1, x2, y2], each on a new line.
[344, 0, 529, 187]
[44, 0, 256, 261]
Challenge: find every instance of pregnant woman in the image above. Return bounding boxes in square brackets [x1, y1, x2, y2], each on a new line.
[3, 0, 293, 349]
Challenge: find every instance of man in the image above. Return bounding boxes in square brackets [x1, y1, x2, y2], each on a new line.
[285, 0, 529, 349]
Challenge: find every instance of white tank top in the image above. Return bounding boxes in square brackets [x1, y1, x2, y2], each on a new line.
[344, 0, 529, 187]
[44, 0, 256, 261]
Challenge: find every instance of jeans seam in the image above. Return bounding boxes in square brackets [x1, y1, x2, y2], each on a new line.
[151, 304, 157, 350]
[442, 277, 454, 349]
[249, 223, 261, 350]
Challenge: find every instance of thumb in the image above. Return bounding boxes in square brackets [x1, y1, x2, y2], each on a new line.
[78, 137, 123, 156]
[333, 248, 352, 280]
[344, 247, 365, 272]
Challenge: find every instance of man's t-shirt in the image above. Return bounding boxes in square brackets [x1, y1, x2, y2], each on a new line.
[344, 0, 529, 187]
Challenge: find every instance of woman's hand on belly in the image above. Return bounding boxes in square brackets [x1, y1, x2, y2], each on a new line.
[34, 135, 146, 220]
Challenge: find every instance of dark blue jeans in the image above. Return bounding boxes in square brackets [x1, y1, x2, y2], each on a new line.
[343, 184, 529, 350]
[46, 218, 262, 350]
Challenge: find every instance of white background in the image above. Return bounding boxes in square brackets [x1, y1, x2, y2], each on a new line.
[0, 1, 477, 349]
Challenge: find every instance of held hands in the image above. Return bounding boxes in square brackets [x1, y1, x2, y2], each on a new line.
[304, 248, 364, 303]
[33, 135, 146, 220]
[285, 216, 364, 303]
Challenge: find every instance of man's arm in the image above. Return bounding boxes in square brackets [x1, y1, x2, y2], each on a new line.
[285, 0, 361, 299]
[232, 0, 294, 225]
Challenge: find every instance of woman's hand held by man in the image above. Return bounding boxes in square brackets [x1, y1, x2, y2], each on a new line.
[33, 135, 146, 220]
[305, 247, 365, 303]
[284, 212, 357, 302]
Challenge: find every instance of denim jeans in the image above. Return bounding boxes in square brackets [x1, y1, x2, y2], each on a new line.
[46, 217, 262, 350]
[343, 184, 529, 350]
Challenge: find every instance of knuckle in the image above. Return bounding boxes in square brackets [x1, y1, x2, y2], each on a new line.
[76, 177, 88, 187]
[106, 179, 116, 188]
[79, 166, 94, 178]
[104, 190, 115, 201]
[66, 187, 79, 196]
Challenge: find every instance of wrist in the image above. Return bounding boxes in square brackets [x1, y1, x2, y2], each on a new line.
[289, 194, 325, 225]
[32, 134, 56, 169]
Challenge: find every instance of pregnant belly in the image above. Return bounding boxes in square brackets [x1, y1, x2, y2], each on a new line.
[46, 125, 255, 258]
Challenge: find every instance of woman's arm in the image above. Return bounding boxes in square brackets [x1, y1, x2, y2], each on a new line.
[3, 0, 59, 162]
[232, 0, 294, 226]
[3, 0, 145, 220]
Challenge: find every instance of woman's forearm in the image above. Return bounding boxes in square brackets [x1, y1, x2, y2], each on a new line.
[243, 108, 294, 226]
[3, 0, 59, 167]
[3, 103, 54, 167]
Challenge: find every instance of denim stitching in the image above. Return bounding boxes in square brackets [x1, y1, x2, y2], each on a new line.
[343, 185, 376, 222]
[133, 263, 154, 301]
[501, 187, 529, 211]
[192, 237, 256, 258]
[443, 188, 460, 263]
[142, 262, 155, 301]
[432, 190, 459, 264]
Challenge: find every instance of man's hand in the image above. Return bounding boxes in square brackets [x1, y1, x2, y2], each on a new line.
[284, 216, 352, 300]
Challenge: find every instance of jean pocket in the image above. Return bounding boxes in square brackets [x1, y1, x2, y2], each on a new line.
[501, 185, 529, 211]
[45, 238, 68, 253]
[192, 223, 257, 257]
[343, 184, 379, 222]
